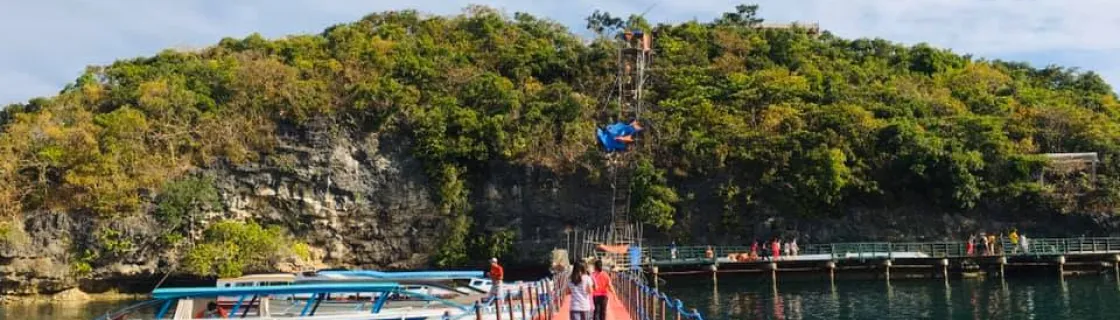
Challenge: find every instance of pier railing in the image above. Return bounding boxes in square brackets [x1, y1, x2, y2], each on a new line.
[641, 237, 1120, 264]
[457, 275, 568, 320]
[614, 272, 704, 320]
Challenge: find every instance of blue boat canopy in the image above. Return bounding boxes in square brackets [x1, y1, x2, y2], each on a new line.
[151, 282, 401, 300]
[596, 120, 643, 153]
[315, 270, 483, 280]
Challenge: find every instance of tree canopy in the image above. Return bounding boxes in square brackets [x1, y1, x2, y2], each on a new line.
[1, 4, 1119, 267]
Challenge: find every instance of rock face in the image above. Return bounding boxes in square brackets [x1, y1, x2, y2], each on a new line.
[1, 128, 1117, 296]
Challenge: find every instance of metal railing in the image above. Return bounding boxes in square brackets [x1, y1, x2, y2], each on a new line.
[614, 272, 704, 320]
[641, 237, 1120, 264]
[457, 276, 567, 320]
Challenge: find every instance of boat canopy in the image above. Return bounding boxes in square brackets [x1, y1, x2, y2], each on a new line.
[151, 282, 401, 300]
[316, 270, 484, 280]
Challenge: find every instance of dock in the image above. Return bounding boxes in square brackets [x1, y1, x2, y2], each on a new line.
[636, 237, 1120, 280]
[546, 272, 703, 320]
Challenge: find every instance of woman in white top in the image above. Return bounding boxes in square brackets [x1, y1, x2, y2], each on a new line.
[567, 262, 595, 320]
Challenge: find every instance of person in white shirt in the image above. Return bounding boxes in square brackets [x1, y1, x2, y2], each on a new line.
[567, 262, 595, 320]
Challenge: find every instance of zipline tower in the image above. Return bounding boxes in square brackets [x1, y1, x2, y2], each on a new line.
[609, 29, 652, 238]
[583, 29, 653, 270]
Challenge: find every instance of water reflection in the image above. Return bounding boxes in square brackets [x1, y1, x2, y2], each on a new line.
[0, 300, 143, 320]
[663, 275, 1120, 320]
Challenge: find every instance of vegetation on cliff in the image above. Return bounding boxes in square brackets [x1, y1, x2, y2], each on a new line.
[1, 4, 1119, 272]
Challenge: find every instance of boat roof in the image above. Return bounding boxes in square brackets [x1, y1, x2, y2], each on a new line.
[316, 270, 483, 280]
[217, 273, 297, 282]
[152, 282, 401, 300]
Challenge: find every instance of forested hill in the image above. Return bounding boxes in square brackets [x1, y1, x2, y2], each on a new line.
[2, 4, 1120, 294]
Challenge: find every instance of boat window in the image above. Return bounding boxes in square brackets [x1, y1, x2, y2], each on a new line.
[235, 282, 254, 287]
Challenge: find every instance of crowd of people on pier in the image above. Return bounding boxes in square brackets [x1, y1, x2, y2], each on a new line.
[967, 228, 1030, 256]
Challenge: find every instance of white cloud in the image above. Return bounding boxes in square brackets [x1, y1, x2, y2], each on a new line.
[1, 0, 1118, 104]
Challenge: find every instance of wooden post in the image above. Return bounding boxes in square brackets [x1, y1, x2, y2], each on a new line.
[521, 287, 528, 320]
[654, 297, 663, 320]
[496, 296, 504, 320]
[529, 285, 537, 319]
[507, 291, 515, 320]
[475, 301, 483, 320]
[826, 261, 836, 283]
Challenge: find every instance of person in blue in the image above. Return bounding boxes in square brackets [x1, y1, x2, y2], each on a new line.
[596, 119, 643, 153]
[670, 241, 678, 260]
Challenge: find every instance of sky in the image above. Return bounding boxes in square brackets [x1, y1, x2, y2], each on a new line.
[2, 0, 1119, 105]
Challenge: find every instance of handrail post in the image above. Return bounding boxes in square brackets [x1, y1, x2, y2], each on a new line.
[529, 284, 538, 319]
[496, 293, 504, 320]
[476, 301, 483, 320]
[520, 287, 528, 320]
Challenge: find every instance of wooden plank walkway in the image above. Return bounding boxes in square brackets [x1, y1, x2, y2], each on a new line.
[552, 291, 631, 320]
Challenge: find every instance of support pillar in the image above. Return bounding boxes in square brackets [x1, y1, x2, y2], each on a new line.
[709, 264, 718, 282]
[826, 261, 837, 283]
[652, 266, 660, 291]
[998, 256, 1007, 279]
[768, 262, 778, 283]
[940, 258, 949, 281]
[883, 260, 892, 281]
[1057, 256, 1066, 277]
[1113, 255, 1120, 279]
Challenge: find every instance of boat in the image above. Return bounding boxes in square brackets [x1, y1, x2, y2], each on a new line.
[93, 281, 517, 320]
[214, 270, 521, 301]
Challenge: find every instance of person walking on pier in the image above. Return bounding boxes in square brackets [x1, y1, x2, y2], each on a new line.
[567, 262, 594, 320]
[790, 238, 800, 257]
[592, 260, 612, 320]
[1020, 233, 1030, 254]
[1010, 229, 1020, 254]
[771, 237, 782, 261]
[995, 233, 1005, 255]
[670, 241, 678, 260]
[981, 232, 992, 255]
[967, 234, 976, 256]
[487, 258, 504, 299]
[751, 240, 760, 261]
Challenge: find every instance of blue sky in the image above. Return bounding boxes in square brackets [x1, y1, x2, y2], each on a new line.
[2, 0, 1118, 105]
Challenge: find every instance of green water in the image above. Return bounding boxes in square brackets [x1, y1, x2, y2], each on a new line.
[3, 276, 1119, 319]
[0, 300, 139, 320]
[661, 275, 1120, 320]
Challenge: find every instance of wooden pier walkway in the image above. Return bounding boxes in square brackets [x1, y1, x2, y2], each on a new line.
[552, 291, 632, 320]
[631, 237, 1120, 279]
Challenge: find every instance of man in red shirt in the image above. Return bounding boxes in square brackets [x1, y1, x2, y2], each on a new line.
[592, 259, 612, 320]
[488, 258, 504, 299]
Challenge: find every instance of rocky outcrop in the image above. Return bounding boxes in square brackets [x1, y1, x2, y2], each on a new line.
[2, 128, 1118, 297]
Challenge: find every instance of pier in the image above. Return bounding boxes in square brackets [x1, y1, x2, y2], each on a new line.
[635, 237, 1120, 280]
